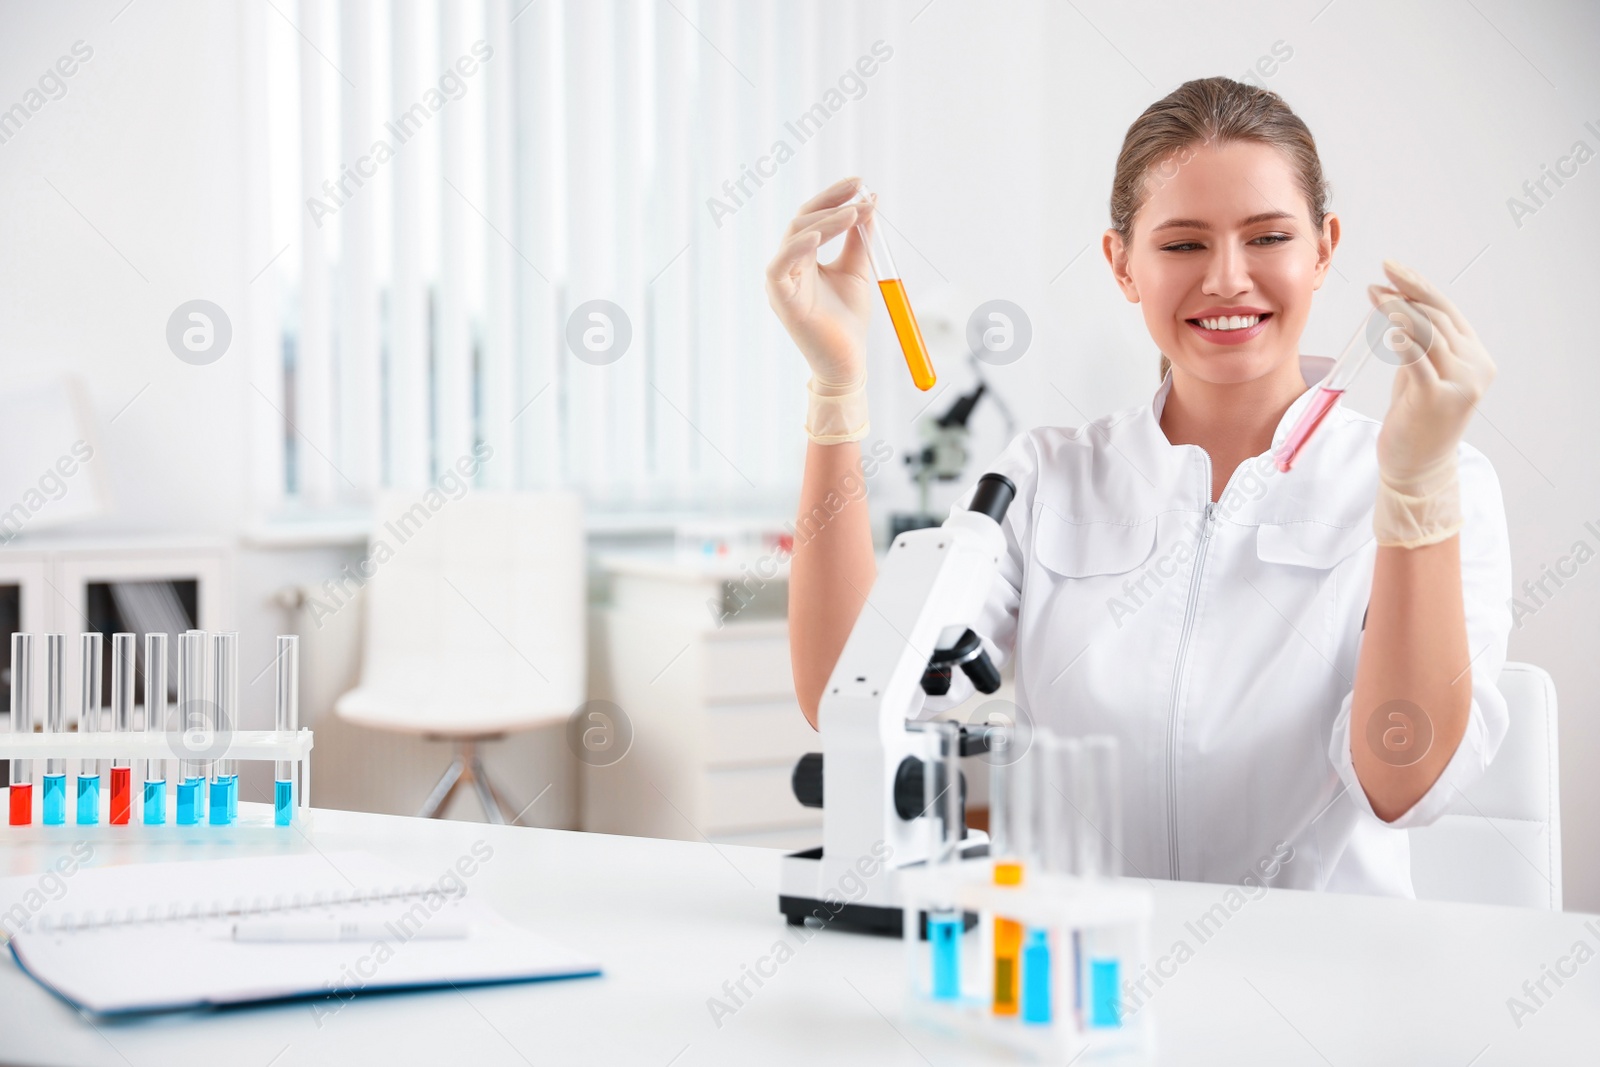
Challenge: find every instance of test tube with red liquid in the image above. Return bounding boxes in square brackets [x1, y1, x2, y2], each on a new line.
[109, 633, 136, 824]
[1276, 298, 1428, 473]
[9, 633, 33, 825]
[852, 184, 936, 392]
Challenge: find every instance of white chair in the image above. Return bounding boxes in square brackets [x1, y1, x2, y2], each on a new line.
[1409, 662, 1562, 910]
[335, 489, 585, 823]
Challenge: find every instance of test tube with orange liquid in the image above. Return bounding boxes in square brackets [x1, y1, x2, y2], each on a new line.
[853, 184, 936, 391]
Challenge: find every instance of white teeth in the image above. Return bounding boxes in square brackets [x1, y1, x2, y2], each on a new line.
[1196, 314, 1262, 331]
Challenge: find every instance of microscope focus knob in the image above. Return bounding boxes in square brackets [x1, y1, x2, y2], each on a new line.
[893, 756, 967, 825]
[791, 752, 824, 808]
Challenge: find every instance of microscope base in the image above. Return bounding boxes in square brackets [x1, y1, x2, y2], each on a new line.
[777, 841, 988, 939]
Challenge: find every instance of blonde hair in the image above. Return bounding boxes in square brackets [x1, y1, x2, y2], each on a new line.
[1108, 76, 1330, 380]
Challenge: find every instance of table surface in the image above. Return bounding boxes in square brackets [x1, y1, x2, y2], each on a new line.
[0, 805, 1594, 1067]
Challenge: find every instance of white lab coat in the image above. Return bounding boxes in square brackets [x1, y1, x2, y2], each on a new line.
[923, 355, 1513, 897]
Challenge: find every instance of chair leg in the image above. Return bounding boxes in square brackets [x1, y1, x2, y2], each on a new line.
[418, 755, 467, 819]
[465, 750, 511, 825]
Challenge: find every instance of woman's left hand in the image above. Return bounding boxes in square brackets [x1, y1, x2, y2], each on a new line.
[1369, 258, 1497, 492]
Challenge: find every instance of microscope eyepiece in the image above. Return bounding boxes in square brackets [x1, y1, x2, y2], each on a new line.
[968, 472, 1016, 525]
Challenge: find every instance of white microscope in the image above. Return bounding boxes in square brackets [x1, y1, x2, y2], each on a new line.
[779, 472, 1016, 935]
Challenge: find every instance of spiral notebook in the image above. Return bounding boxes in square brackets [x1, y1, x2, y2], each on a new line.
[0, 851, 601, 1016]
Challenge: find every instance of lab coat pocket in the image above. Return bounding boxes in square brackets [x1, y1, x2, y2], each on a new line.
[1253, 520, 1374, 671]
[1030, 505, 1158, 655]
[1254, 521, 1373, 570]
[1032, 508, 1158, 578]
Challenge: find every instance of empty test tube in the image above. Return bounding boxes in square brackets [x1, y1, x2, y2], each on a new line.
[144, 632, 168, 824]
[41, 635, 66, 824]
[9, 633, 33, 825]
[110, 633, 135, 824]
[76, 633, 103, 824]
[175, 630, 205, 825]
[210, 632, 237, 825]
[274, 635, 299, 826]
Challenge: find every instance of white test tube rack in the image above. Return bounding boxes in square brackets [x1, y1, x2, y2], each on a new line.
[898, 858, 1155, 1062]
[0, 729, 315, 833]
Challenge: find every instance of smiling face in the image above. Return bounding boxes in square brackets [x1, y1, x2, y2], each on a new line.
[1104, 139, 1339, 386]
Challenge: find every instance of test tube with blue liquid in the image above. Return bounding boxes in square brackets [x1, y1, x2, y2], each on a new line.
[175, 630, 205, 825]
[143, 632, 168, 824]
[1075, 736, 1126, 1031]
[923, 721, 962, 1001]
[41, 635, 66, 824]
[209, 632, 237, 825]
[274, 635, 299, 826]
[75, 632, 102, 825]
[1017, 733, 1063, 1027]
[9, 634, 33, 825]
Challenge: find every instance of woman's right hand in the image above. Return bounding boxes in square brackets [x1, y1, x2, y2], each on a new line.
[764, 176, 877, 387]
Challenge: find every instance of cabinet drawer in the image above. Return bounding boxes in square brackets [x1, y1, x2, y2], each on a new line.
[705, 701, 817, 766]
[703, 631, 794, 702]
[704, 764, 813, 833]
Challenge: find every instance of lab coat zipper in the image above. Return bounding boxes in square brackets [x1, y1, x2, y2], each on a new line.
[1166, 500, 1215, 881]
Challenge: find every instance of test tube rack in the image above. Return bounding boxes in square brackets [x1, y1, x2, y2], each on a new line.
[0, 729, 315, 836]
[898, 858, 1154, 1061]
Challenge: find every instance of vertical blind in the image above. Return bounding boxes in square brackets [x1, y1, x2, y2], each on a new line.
[250, 0, 900, 521]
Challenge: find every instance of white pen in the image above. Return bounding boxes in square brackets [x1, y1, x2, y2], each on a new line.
[232, 917, 470, 942]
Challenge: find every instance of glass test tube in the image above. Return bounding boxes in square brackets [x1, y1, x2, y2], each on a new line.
[852, 183, 936, 392]
[1036, 730, 1068, 874]
[144, 632, 168, 825]
[1073, 736, 1122, 879]
[75, 632, 102, 825]
[923, 721, 962, 1001]
[41, 634, 66, 824]
[1011, 738, 1051, 1025]
[109, 633, 135, 824]
[1077, 736, 1125, 1032]
[9, 633, 33, 825]
[989, 724, 1022, 1016]
[1276, 299, 1427, 473]
[175, 630, 205, 825]
[209, 632, 237, 825]
[274, 635, 299, 826]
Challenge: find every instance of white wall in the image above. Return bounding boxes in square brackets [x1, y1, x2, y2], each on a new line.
[1, 0, 1595, 905]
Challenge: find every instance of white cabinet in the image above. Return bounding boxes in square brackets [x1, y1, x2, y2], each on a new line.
[583, 555, 822, 848]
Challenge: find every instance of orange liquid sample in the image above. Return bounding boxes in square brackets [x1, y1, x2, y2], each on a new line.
[877, 278, 936, 391]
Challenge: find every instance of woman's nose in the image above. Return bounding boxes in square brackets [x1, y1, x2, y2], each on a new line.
[1202, 241, 1253, 297]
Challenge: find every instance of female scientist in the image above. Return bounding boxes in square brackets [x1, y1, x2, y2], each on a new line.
[764, 77, 1508, 897]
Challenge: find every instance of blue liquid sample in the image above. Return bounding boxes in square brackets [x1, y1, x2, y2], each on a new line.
[208, 779, 231, 825]
[1090, 958, 1121, 1029]
[274, 778, 293, 826]
[927, 912, 962, 1000]
[76, 775, 101, 824]
[176, 777, 203, 825]
[143, 780, 166, 825]
[42, 774, 66, 825]
[225, 775, 238, 820]
[1021, 929, 1052, 1024]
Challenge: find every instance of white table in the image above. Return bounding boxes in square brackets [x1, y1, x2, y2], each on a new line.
[1, 805, 1594, 1066]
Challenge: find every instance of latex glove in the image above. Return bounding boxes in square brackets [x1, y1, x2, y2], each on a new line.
[765, 177, 877, 442]
[1368, 259, 1498, 547]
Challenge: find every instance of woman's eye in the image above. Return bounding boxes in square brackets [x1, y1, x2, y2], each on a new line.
[1159, 234, 1293, 252]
